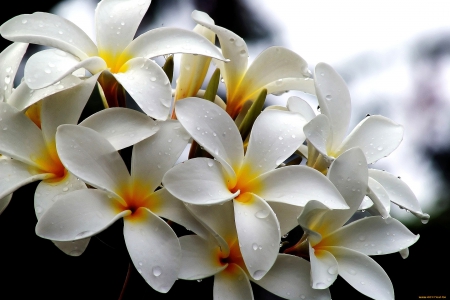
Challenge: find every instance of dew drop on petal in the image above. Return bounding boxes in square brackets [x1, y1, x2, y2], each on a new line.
[347, 268, 357, 275]
[252, 243, 258, 250]
[253, 270, 266, 280]
[327, 266, 338, 275]
[325, 94, 332, 101]
[152, 266, 162, 277]
[358, 235, 366, 241]
[255, 209, 269, 219]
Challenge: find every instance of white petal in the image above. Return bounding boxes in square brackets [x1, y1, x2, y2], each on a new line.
[123, 208, 180, 293]
[267, 202, 303, 237]
[338, 115, 404, 164]
[120, 27, 225, 66]
[238, 47, 311, 101]
[314, 63, 351, 149]
[56, 125, 130, 201]
[245, 166, 348, 209]
[192, 10, 247, 96]
[367, 177, 391, 218]
[214, 264, 254, 300]
[178, 235, 226, 280]
[265, 77, 316, 97]
[326, 246, 395, 300]
[241, 110, 306, 185]
[287, 96, 316, 122]
[80, 107, 158, 151]
[95, 0, 151, 60]
[175, 97, 243, 183]
[0, 42, 28, 101]
[41, 75, 100, 146]
[131, 120, 188, 192]
[162, 157, 238, 205]
[309, 244, 339, 289]
[36, 189, 129, 241]
[0, 102, 52, 169]
[113, 57, 172, 120]
[150, 188, 210, 239]
[0, 194, 12, 215]
[368, 169, 429, 222]
[0, 158, 52, 199]
[7, 75, 83, 111]
[322, 147, 368, 231]
[359, 196, 374, 211]
[0, 12, 98, 59]
[297, 200, 328, 246]
[256, 254, 331, 300]
[52, 239, 90, 257]
[34, 172, 86, 220]
[185, 201, 236, 256]
[303, 114, 333, 160]
[24, 49, 106, 89]
[234, 193, 280, 280]
[321, 216, 419, 256]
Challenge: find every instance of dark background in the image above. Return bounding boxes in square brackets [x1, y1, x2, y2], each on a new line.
[1, 1, 449, 299]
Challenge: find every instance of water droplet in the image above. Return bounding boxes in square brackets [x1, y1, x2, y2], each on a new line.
[22, 19, 28, 24]
[325, 94, 332, 101]
[137, 268, 142, 273]
[58, 30, 63, 34]
[139, 261, 143, 266]
[320, 72, 325, 76]
[275, 79, 283, 86]
[197, 279, 202, 282]
[45, 68, 51, 74]
[252, 243, 258, 250]
[358, 235, 366, 241]
[62, 187, 69, 192]
[347, 268, 357, 275]
[4, 76, 10, 84]
[152, 266, 162, 277]
[253, 270, 266, 280]
[207, 161, 214, 167]
[278, 136, 283, 140]
[121, 21, 125, 26]
[377, 250, 383, 254]
[239, 49, 246, 57]
[255, 209, 269, 219]
[360, 281, 365, 285]
[399, 248, 409, 259]
[315, 282, 327, 289]
[35, 206, 43, 214]
[3, 127, 7, 131]
[150, 77, 156, 82]
[377, 146, 383, 151]
[328, 266, 338, 275]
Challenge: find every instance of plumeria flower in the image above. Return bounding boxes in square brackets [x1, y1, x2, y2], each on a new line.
[178, 201, 331, 300]
[36, 121, 209, 293]
[163, 97, 349, 280]
[0, 0, 226, 120]
[290, 148, 419, 300]
[191, 11, 315, 119]
[300, 63, 429, 222]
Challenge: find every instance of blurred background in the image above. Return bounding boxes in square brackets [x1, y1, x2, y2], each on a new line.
[1, 0, 449, 299]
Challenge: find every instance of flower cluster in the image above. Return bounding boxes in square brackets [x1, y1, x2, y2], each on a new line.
[0, 1, 428, 299]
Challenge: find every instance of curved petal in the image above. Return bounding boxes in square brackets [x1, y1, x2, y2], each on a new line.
[234, 193, 280, 280]
[0, 193, 13, 215]
[0, 158, 52, 199]
[175, 97, 243, 184]
[175, 19, 215, 100]
[162, 157, 238, 205]
[267, 202, 303, 237]
[192, 10, 247, 96]
[0, 12, 98, 59]
[238, 47, 311, 101]
[246, 166, 348, 209]
[337, 115, 404, 164]
[123, 207, 180, 293]
[214, 264, 254, 300]
[41, 75, 100, 146]
[297, 200, 328, 246]
[149, 188, 210, 239]
[7, 75, 83, 111]
[178, 235, 226, 280]
[56, 125, 130, 201]
[119, 27, 225, 67]
[368, 169, 429, 222]
[309, 245, 338, 289]
[114, 57, 172, 120]
[314, 63, 351, 149]
[303, 114, 333, 160]
[131, 120, 188, 192]
[52, 239, 90, 257]
[0, 102, 53, 169]
[0, 42, 28, 101]
[95, 0, 151, 62]
[185, 201, 236, 256]
[367, 177, 391, 219]
[321, 216, 419, 256]
[24, 49, 106, 89]
[325, 246, 395, 300]
[256, 254, 331, 300]
[34, 172, 86, 219]
[36, 189, 129, 241]
[240, 110, 306, 185]
[287, 96, 316, 122]
[80, 107, 159, 151]
[265, 77, 316, 96]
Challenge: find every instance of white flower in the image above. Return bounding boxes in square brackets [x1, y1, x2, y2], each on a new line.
[35, 121, 208, 293]
[292, 148, 419, 300]
[178, 201, 331, 300]
[163, 97, 349, 280]
[191, 11, 315, 119]
[0, 0, 226, 120]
